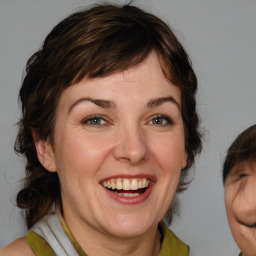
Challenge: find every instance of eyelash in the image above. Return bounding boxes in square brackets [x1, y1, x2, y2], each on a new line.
[238, 173, 248, 179]
[81, 115, 108, 126]
[234, 173, 248, 182]
[81, 114, 174, 127]
[148, 115, 173, 126]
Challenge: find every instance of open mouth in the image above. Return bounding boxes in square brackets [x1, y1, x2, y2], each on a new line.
[102, 178, 151, 198]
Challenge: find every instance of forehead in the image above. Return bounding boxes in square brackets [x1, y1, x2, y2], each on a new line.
[58, 51, 181, 108]
[229, 161, 256, 176]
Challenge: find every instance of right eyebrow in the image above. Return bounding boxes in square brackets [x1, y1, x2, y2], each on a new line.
[68, 97, 116, 114]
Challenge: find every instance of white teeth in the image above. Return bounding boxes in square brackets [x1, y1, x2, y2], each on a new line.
[142, 179, 147, 188]
[114, 192, 140, 197]
[110, 179, 116, 190]
[116, 179, 122, 190]
[103, 178, 151, 191]
[130, 179, 138, 190]
[123, 179, 130, 190]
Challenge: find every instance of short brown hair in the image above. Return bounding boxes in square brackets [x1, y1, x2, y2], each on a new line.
[15, 3, 202, 228]
[222, 124, 256, 184]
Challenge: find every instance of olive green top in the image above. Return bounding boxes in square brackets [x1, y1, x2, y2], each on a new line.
[26, 213, 189, 256]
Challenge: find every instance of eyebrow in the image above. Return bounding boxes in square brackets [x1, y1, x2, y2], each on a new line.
[68, 95, 181, 114]
[68, 97, 116, 114]
[147, 96, 181, 110]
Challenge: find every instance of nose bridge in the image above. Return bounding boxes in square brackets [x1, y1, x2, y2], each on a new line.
[113, 120, 148, 164]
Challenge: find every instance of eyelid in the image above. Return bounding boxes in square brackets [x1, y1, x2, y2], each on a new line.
[233, 173, 248, 182]
[81, 115, 110, 125]
[148, 114, 174, 125]
[238, 173, 248, 179]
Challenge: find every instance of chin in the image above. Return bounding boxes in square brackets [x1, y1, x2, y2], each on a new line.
[104, 215, 158, 239]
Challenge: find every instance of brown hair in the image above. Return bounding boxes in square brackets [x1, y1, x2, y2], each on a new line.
[222, 124, 256, 184]
[15, 3, 202, 228]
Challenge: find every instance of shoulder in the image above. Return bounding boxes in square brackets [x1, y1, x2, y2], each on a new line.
[159, 222, 189, 256]
[0, 237, 34, 256]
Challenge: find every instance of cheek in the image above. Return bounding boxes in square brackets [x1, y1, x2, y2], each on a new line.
[225, 186, 247, 237]
[225, 189, 235, 225]
[224, 190, 242, 247]
[149, 133, 186, 171]
[55, 131, 113, 180]
[225, 186, 238, 219]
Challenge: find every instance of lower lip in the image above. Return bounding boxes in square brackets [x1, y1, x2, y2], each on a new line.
[103, 182, 155, 205]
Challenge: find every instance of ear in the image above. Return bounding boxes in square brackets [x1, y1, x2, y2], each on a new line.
[33, 132, 57, 172]
[181, 153, 188, 169]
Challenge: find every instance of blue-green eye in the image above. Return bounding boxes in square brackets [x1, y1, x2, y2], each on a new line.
[82, 116, 106, 125]
[149, 115, 173, 126]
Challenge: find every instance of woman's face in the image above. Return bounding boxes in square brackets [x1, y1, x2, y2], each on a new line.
[225, 162, 256, 256]
[37, 51, 187, 239]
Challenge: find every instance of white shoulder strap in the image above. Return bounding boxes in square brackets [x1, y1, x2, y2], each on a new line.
[31, 210, 79, 256]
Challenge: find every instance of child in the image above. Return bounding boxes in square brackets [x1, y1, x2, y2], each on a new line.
[223, 124, 256, 256]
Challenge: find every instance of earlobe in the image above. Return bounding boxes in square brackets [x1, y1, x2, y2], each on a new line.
[181, 153, 188, 169]
[33, 133, 57, 172]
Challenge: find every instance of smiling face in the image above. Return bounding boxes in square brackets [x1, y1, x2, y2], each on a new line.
[36, 51, 187, 242]
[225, 161, 256, 256]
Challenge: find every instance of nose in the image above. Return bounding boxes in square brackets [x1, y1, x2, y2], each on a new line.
[234, 176, 256, 220]
[113, 124, 149, 165]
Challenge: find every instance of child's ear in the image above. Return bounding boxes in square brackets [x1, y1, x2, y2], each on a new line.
[33, 132, 56, 172]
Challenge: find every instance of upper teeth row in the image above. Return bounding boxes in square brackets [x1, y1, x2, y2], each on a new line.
[103, 178, 150, 190]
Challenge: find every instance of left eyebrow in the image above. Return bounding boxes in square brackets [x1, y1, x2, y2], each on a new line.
[147, 96, 181, 110]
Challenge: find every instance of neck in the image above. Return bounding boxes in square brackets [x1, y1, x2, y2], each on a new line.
[62, 211, 161, 256]
[83, 229, 161, 256]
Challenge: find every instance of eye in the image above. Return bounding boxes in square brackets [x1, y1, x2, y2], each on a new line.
[82, 115, 107, 126]
[148, 115, 173, 126]
[238, 173, 248, 179]
[234, 173, 248, 183]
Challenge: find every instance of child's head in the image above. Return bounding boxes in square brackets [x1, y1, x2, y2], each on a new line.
[223, 124, 256, 256]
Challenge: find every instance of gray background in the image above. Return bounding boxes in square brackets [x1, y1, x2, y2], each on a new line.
[0, 0, 255, 255]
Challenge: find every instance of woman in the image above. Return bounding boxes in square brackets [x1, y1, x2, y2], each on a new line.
[223, 124, 256, 256]
[0, 3, 201, 256]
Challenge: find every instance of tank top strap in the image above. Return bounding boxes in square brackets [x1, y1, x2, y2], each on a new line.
[27, 209, 83, 256]
[158, 222, 189, 256]
[26, 230, 56, 256]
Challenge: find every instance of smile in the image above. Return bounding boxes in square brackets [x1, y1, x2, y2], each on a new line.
[102, 178, 151, 198]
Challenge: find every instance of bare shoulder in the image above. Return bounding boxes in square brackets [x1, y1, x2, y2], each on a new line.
[0, 237, 34, 256]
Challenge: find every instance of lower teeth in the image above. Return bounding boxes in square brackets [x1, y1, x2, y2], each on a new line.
[114, 192, 140, 197]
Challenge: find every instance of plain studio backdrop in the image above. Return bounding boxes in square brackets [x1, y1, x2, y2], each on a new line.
[0, 1, 255, 255]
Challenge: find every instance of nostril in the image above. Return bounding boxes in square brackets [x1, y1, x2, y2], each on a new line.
[113, 138, 149, 164]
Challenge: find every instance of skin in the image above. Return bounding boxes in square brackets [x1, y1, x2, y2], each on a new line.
[1, 51, 187, 255]
[0, 238, 34, 256]
[225, 161, 256, 256]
